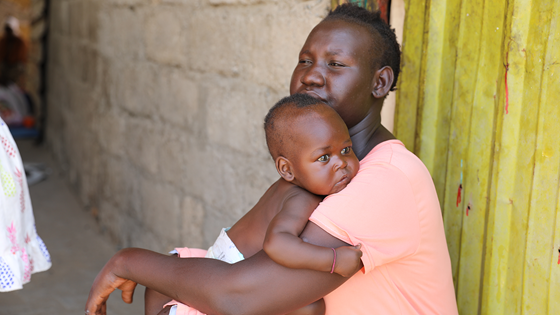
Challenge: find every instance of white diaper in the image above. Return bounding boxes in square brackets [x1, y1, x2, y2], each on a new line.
[205, 228, 245, 264]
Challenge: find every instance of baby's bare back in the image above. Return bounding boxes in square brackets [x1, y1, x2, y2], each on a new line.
[226, 178, 320, 258]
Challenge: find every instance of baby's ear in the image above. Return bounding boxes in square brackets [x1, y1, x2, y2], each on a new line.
[276, 156, 295, 182]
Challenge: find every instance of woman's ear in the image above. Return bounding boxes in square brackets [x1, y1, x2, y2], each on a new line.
[371, 66, 394, 98]
[276, 156, 295, 182]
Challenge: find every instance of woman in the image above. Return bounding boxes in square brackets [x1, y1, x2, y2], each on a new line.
[86, 5, 458, 315]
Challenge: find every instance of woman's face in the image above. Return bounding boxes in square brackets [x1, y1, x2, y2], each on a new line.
[290, 19, 376, 129]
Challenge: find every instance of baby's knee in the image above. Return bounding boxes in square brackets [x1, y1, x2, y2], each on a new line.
[145, 287, 172, 315]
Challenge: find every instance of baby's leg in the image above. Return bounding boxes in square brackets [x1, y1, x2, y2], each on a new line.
[144, 253, 178, 315]
[286, 298, 326, 315]
[145, 287, 173, 315]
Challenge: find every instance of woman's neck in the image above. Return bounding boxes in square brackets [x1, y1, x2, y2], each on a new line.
[349, 106, 395, 160]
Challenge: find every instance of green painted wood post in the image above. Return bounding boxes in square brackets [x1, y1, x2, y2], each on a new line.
[395, 0, 560, 313]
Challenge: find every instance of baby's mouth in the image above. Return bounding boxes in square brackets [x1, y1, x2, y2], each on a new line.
[336, 175, 350, 187]
[330, 175, 350, 194]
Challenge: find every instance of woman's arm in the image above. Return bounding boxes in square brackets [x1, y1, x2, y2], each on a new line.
[263, 192, 363, 277]
[85, 222, 361, 315]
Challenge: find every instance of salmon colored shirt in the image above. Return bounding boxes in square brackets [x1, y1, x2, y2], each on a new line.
[310, 140, 458, 314]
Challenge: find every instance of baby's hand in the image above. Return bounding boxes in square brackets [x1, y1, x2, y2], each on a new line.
[333, 244, 363, 277]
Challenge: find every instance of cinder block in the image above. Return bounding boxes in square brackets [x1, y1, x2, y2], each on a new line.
[186, 2, 326, 88]
[203, 205, 232, 247]
[176, 136, 209, 198]
[108, 62, 158, 117]
[85, 0, 101, 42]
[97, 111, 126, 158]
[157, 129, 187, 187]
[179, 196, 205, 248]
[162, 0, 202, 4]
[123, 118, 160, 176]
[128, 221, 167, 253]
[101, 157, 127, 210]
[97, 7, 144, 59]
[193, 143, 276, 223]
[107, 0, 149, 5]
[156, 68, 199, 128]
[51, 1, 70, 36]
[203, 76, 276, 154]
[140, 179, 181, 245]
[68, 1, 86, 39]
[208, 0, 263, 5]
[143, 8, 187, 66]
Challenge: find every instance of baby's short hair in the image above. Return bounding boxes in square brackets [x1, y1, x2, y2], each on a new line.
[264, 94, 326, 159]
[324, 3, 401, 91]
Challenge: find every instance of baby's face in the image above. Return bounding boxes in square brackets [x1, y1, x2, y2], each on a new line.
[288, 107, 359, 196]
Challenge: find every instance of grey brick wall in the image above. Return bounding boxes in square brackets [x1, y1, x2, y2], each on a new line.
[46, 0, 328, 252]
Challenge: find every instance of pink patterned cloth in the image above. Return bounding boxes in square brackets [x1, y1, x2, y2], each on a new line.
[163, 247, 208, 315]
[0, 118, 51, 292]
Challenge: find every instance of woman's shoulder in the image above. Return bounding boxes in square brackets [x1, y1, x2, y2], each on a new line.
[363, 140, 424, 168]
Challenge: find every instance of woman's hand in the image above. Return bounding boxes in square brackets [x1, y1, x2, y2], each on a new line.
[85, 252, 138, 315]
[333, 244, 363, 277]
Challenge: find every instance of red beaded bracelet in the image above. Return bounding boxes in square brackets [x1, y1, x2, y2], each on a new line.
[330, 248, 336, 274]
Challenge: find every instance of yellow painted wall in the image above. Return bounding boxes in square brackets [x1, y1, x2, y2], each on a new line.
[394, 0, 560, 314]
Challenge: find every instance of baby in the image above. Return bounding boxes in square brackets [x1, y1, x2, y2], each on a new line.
[262, 93, 363, 277]
[159, 93, 363, 315]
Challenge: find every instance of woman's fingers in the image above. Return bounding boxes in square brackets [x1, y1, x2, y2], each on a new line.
[85, 291, 108, 315]
[85, 267, 132, 314]
[119, 279, 138, 304]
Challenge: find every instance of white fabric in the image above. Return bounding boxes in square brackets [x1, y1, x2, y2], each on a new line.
[204, 228, 244, 264]
[0, 118, 51, 291]
[168, 228, 244, 264]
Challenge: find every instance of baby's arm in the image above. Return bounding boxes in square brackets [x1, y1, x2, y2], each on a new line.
[263, 190, 362, 277]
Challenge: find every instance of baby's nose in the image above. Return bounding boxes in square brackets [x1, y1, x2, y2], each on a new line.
[333, 156, 348, 171]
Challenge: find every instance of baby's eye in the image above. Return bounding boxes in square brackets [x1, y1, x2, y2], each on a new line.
[317, 154, 330, 162]
[329, 62, 345, 67]
[299, 59, 312, 65]
[341, 146, 352, 155]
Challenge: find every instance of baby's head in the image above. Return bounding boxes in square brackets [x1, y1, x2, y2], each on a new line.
[264, 94, 359, 196]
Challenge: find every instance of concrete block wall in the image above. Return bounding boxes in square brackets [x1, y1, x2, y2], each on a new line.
[46, 0, 329, 252]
